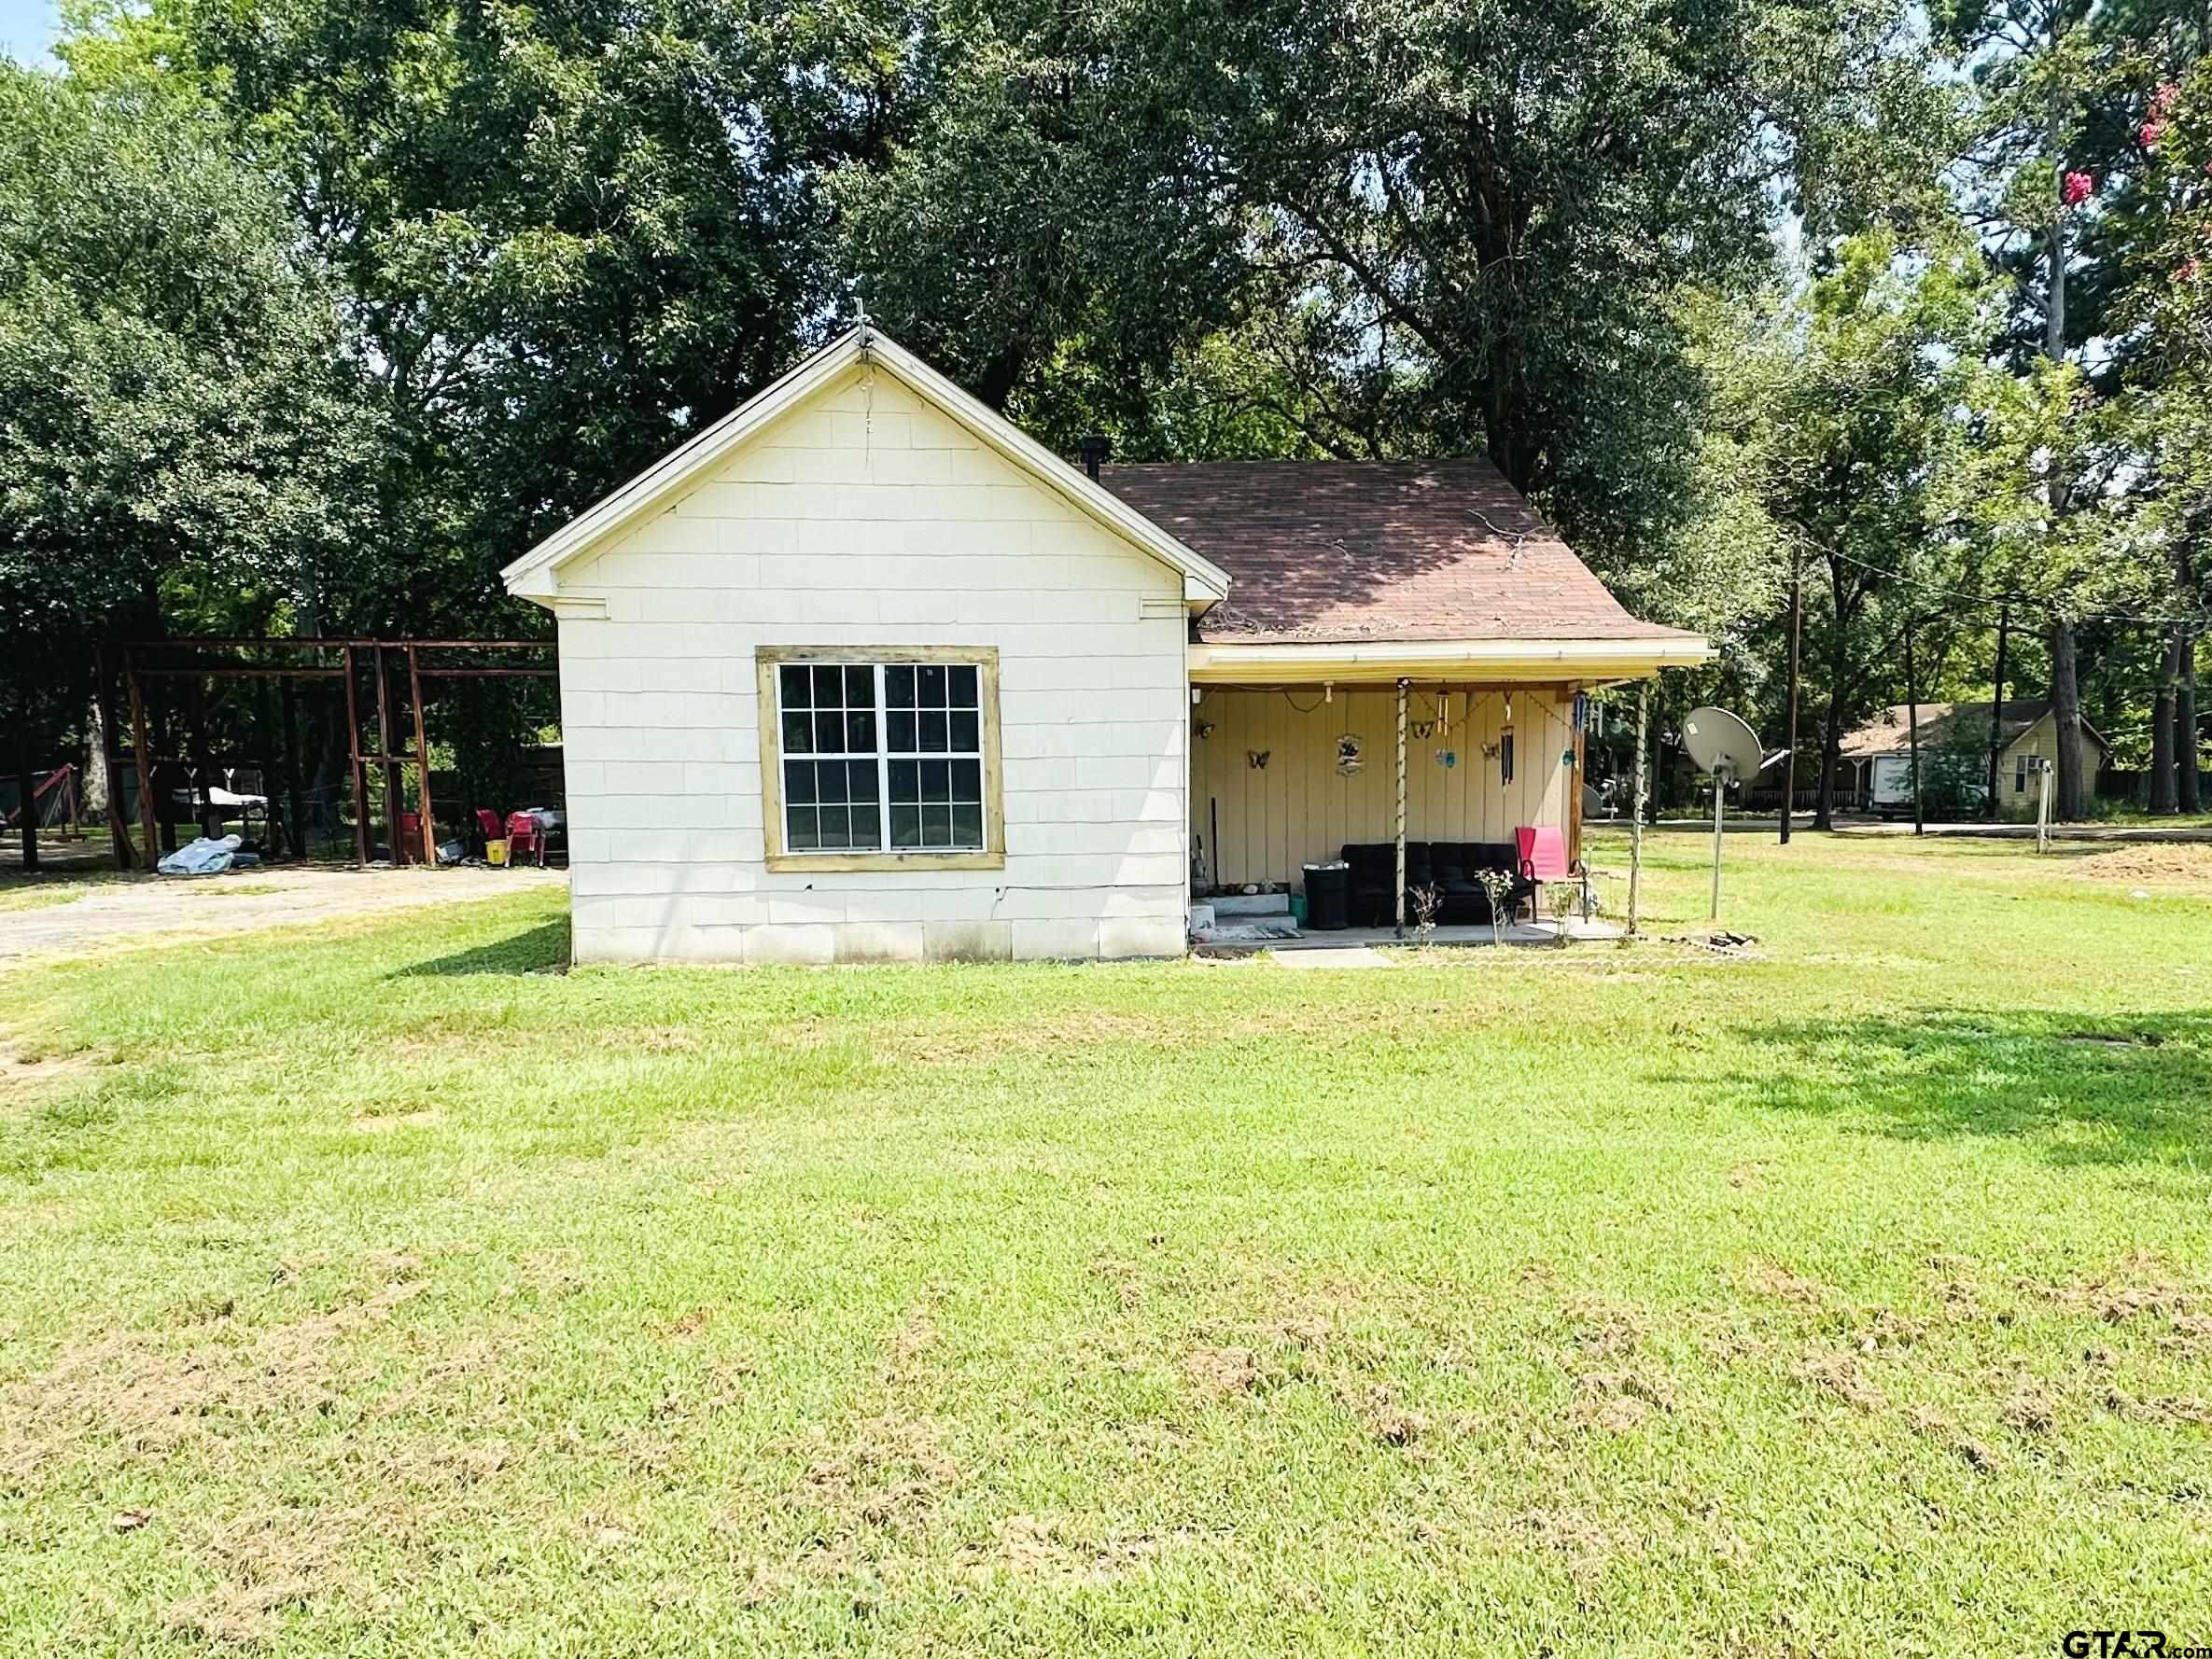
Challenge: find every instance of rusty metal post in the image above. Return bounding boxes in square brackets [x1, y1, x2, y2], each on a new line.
[342, 645, 369, 866]
[125, 655, 162, 866]
[95, 644, 136, 870]
[407, 644, 436, 864]
[372, 644, 403, 863]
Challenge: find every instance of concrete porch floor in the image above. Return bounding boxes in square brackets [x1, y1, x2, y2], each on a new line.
[1193, 915, 1624, 955]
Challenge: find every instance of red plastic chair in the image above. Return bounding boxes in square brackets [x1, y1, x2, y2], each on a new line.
[1516, 825, 1588, 924]
[504, 811, 546, 868]
[474, 808, 504, 843]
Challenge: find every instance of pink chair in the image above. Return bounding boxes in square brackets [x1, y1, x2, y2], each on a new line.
[1516, 825, 1588, 924]
[504, 811, 546, 868]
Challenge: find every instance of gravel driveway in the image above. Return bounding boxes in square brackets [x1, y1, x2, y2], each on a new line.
[0, 865, 566, 969]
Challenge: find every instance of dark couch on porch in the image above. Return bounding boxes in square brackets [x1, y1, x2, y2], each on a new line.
[1339, 842, 1534, 927]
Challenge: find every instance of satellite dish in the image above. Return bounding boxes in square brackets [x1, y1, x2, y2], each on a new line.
[1679, 707, 1785, 920]
[1682, 707, 1766, 783]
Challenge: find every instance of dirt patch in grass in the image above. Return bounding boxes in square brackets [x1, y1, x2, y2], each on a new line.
[0, 1033, 96, 1099]
[163, 1505, 365, 1647]
[2037, 1252, 2203, 1326]
[1794, 1348, 1884, 1411]
[1571, 1370, 1675, 1431]
[796, 1413, 957, 1530]
[0, 1254, 424, 1481]
[960, 1512, 1207, 1584]
[1184, 1345, 1259, 1399]
[1747, 1262, 1831, 1305]
[2071, 844, 2212, 889]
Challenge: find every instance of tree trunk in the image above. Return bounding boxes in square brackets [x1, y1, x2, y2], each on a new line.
[2178, 629, 2201, 814]
[2051, 621, 2085, 821]
[2151, 629, 2180, 816]
[83, 691, 109, 819]
[1814, 685, 1846, 831]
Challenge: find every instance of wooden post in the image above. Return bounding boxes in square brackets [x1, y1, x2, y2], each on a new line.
[1781, 565, 1801, 843]
[342, 645, 370, 866]
[94, 644, 136, 870]
[125, 654, 161, 868]
[1629, 682, 1647, 937]
[1393, 677, 1407, 937]
[2037, 757, 2052, 855]
[407, 644, 436, 864]
[1567, 691, 1588, 871]
[1986, 605, 2009, 821]
[373, 644, 403, 863]
[1905, 621, 1923, 837]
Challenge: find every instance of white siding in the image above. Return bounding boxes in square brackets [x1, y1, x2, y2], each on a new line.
[556, 363, 1189, 964]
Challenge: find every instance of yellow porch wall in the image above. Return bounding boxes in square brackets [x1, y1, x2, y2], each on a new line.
[1190, 686, 1576, 889]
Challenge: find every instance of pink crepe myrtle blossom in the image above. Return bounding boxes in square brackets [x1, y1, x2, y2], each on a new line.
[2140, 121, 2161, 148]
[2149, 83, 2181, 119]
[2182, 259, 2202, 284]
[2063, 170, 2094, 205]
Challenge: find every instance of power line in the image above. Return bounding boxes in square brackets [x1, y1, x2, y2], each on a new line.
[1815, 542, 2211, 629]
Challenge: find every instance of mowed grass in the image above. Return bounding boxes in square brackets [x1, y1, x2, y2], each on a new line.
[2, 832, 2209, 1655]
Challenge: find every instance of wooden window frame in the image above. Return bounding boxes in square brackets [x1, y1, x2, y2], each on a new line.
[757, 645, 1005, 872]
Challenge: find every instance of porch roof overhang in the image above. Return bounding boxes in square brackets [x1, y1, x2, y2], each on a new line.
[1186, 634, 1715, 686]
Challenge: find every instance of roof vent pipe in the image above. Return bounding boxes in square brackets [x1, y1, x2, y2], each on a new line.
[1079, 435, 1109, 481]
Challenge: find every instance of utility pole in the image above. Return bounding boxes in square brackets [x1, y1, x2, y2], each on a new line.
[1905, 620, 1924, 836]
[1986, 604, 2009, 820]
[1781, 563, 1802, 844]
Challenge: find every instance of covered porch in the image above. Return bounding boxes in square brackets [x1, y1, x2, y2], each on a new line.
[1185, 638, 1703, 937]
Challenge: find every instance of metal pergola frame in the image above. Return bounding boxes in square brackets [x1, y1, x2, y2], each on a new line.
[104, 638, 555, 870]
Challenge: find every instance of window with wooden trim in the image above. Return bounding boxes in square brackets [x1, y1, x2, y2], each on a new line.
[757, 648, 1003, 871]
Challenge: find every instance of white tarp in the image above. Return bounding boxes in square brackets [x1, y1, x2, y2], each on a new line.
[157, 833, 242, 877]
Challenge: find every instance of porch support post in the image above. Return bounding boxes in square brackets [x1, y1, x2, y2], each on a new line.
[1393, 678, 1408, 937]
[1628, 680, 1648, 937]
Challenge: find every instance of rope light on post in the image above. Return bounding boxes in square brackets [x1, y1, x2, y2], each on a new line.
[1393, 677, 1408, 938]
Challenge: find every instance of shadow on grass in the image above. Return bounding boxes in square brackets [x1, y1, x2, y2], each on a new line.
[394, 919, 570, 977]
[1714, 1009, 2212, 1169]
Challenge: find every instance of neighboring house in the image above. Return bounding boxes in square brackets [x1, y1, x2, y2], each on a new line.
[502, 328, 1710, 965]
[1837, 700, 2110, 818]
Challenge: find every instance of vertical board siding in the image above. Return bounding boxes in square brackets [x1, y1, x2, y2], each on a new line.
[1190, 687, 1575, 888]
[558, 361, 1190, 964]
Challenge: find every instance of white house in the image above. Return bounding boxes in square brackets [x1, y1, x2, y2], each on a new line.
[502, 328, 1709, 965]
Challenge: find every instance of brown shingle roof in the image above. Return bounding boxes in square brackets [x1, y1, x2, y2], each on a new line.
[1838, 700, 2110, 760]
[1097, 459, 1695, 647]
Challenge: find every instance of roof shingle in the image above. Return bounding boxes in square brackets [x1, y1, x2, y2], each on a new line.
[1097, 458, 1693, 647]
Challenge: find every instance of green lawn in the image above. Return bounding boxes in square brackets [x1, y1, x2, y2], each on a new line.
[2, 832, 2209, 1654]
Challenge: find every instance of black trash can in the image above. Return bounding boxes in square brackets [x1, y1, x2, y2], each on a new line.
[1302, 860, 1351, 931]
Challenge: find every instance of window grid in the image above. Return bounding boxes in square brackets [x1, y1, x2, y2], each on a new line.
[777, 661, 986, 856]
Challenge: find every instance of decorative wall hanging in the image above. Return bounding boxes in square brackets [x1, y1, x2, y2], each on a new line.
[1335, 734, 1364, 776]
[1412, 718, 1437, 740]
[1435, 749, 1458, 769]
[1500, 732, 1516, 783]
[1193, 720, 1215, 740]
[1247, 749, 1270, 771]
